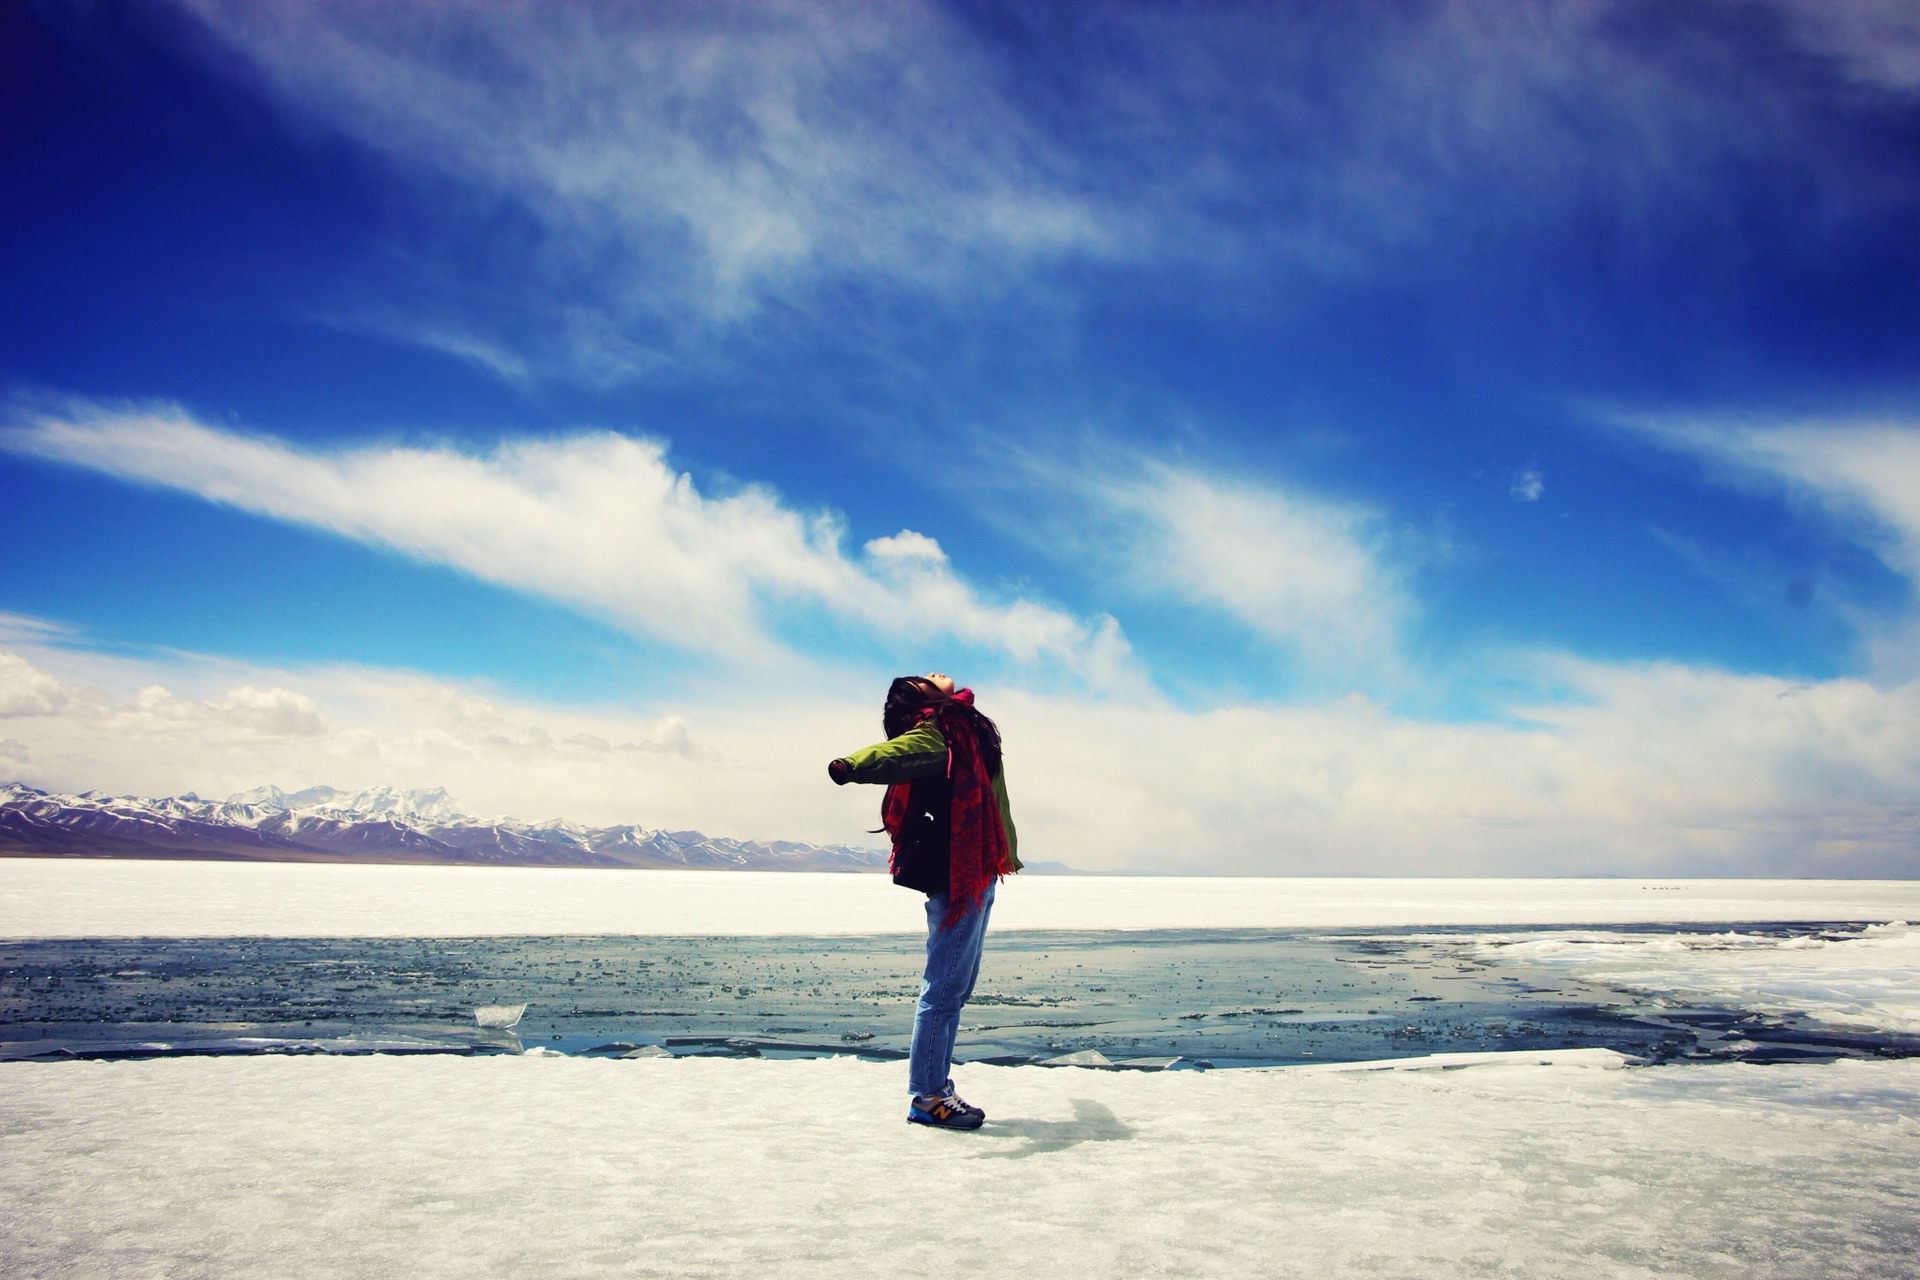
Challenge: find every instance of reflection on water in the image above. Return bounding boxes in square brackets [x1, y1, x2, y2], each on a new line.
[3, 925, 1914, 1067]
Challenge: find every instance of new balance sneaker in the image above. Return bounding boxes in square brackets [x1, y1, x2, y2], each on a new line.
[907, 1088, 985, 1130]
[941, 1078, 984, 1122]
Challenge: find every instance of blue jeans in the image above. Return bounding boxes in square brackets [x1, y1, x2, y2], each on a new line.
[907, 881, 996, 1096]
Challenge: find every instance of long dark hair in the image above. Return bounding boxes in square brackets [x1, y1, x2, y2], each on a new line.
[884, 676, 1002, 775]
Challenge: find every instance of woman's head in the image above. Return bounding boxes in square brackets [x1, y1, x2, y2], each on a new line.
[883, 671, 1001, 772]
[883, 673, 950, 739]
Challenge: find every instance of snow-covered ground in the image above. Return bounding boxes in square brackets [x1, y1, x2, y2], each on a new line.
[5, 857, 1919, 937]
[4, 1052, 1916, 1278]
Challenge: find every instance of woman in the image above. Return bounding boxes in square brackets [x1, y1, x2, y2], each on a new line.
[828, 672, 1019, 1129]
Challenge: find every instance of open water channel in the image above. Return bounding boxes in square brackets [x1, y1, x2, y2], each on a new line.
[6, 923, 1915, 1068]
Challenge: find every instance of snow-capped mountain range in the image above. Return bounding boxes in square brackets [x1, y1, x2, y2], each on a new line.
[0, 783, 890, 873]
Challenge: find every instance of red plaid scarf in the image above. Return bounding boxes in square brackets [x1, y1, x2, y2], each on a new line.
[880, 688, 1008, 927]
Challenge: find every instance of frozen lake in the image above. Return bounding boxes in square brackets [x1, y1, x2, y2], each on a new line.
[4, 859, 1918, 1070]
[4, 860, 1919, 1277]
[4, 858, 1919, 936]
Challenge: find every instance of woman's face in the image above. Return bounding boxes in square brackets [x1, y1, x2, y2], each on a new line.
[924, 672, 956, 695]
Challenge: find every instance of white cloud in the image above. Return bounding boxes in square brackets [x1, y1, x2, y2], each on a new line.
[123, 685, 329, 739]
[4, 636, 1917, 876]
[1621, 415, 1920, 680]
[1511, 467, 1544, 502]
[1136, 466, 1400, 663]
[997, 659, 1920, 877]
[3, 401, 1126, 682]
[1, 651, 325, 743]
[0, 642, 861, 837]
[862, 530, 945, 563]
[0, 652, 72, 718]
[1004, 452, 1405, 680]
[1623, 414, 1920, 581]
[1681, 421, 1920, 579]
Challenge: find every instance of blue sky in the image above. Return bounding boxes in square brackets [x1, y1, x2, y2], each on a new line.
[4, 0, 1920, 874]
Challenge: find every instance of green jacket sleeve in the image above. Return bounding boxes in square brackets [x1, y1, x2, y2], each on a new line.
[994, 767, 1021, 873]
[837, 721, 948, 785]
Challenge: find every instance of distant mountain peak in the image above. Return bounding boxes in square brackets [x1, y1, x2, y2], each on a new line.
[224, 784, 469, 823]
[1, 782, 889, 873]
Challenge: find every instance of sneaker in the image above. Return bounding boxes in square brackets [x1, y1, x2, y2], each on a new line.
[940, 1079, 985, 1122]
[944, 1089, 985, 1124]
[907, 1088, 985, 1130]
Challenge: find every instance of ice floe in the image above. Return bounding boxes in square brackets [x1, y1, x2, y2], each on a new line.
[471, 1002, 526, 1029]
[1466, 921, 1920, 1036]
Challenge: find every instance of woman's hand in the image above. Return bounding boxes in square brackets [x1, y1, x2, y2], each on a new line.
[827, 758, 852, 785]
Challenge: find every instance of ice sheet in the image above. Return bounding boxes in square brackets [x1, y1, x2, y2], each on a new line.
[1467, 921, 1920, 1036]
[2, 1054, 1915, 1278]
[6, 858, 1920, 936]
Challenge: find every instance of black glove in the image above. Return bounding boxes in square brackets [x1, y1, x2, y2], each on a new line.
[827, 758, 852, 786]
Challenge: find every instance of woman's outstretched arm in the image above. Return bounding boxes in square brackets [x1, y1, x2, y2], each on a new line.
[827, 721, 948, 786]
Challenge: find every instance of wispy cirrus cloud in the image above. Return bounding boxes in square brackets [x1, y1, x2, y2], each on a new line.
[1620, 413, 1920, 678]
[1627, 415, 1920, 580]
[173, 0, 1124, 335]
[1778, 0, 1920, 93]
[156, 0, 1918, 384]
[3, 400, 1131, 684]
